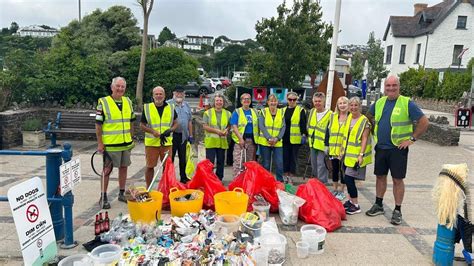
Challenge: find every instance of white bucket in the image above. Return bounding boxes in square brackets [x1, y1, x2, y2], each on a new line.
[90, 244, 122, 265]
[259, 233, 287, 259]
[300, 224, 327, 254]
[58, 254, 92, 266]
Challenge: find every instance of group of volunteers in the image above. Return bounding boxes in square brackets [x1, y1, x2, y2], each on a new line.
[96, 75, 429, 226]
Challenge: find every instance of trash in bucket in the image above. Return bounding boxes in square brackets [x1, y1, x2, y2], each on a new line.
[252, 195, 270, 221]
[169, 188, 204, 217]
[240, 212, 263, 238]
[259, 233, 287, 260]
[58, 254, 92, 266]
[214, 188, 249, 216]
[300, 224, 327, 254]
[127, 189, 163, 224]
[90, 244, 122, 265]
[216, 214, 240, 235]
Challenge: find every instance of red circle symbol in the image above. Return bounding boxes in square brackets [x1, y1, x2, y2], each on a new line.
[26, 204, 39, 223]
[37, 239, 43, 248]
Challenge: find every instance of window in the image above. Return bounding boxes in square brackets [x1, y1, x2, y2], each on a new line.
[457, 16, 467, 29]
[415, 43, 421, 64]
[385, 45, 392, 64]
[452, 45, 464, 65]
[399, 44, 406, 64]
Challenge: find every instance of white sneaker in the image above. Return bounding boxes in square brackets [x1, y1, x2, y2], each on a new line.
[336, 191, 346, 201]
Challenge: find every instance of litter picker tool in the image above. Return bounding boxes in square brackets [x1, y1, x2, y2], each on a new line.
[147, 151, 169, 192]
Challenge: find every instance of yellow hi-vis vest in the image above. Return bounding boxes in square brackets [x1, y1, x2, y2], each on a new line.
[374, 96, 413, 146]
[283, 105, 303, 144]
[328, 112, 351, 157]
[231, 107, 259, 143]
[204, 108, 231, 149]
[143, 103, 174, 147]
[343, 115, 372, 168]
[258, 107, 284, 147]
[99, 96, 133, 152]
[307, 109, 332, 151]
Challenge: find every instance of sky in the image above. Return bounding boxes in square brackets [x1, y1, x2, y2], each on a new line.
[0, 0, 442, 45]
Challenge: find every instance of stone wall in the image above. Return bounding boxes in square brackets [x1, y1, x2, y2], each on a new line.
[413, 98, 458, 113]
[419, 116, 460, 146]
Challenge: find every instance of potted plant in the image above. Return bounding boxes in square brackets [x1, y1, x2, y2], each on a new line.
[21, 118, 45, 148]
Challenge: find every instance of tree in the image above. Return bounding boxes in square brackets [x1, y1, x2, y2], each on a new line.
[136, 0, 154, 111]
[350, 51, 364, 81]
[214, 44, 249, 76]
[157, 26, 176, 45]
[9, 22, 19, 34]
[253, 0, 331, 88]
[197, 56, 214, 74]
[245, 51, 279, 86]
[366, 31, 388, 86]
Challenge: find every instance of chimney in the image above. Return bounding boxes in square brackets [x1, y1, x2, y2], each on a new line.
[414, 3, 428, 15]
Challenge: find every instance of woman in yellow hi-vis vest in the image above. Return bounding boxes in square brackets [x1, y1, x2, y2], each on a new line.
[307, 92, 332, 183]
[282, 92, 307, 184]
[140, 86, 178, 188]
[203, 94, 231, 180]
[328, 96, 350, 201]
[342, 97, 372, 215]
[258, 94, 286, 182]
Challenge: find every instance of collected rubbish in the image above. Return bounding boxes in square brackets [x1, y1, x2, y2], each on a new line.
[174, 191, 201, 202]
[252, 195, 271, 222]
[95, 210, 263, 265]
[277, 189, 306, 225]
[240, 212, 264, 238]
[126, 187, 152, 202]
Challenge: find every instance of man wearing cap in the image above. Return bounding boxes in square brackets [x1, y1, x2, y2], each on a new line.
[140, 86, 178, 188]
[167, 86, 194, 183]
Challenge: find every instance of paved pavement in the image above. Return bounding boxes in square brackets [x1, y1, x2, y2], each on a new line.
[0, 109, 473, 265]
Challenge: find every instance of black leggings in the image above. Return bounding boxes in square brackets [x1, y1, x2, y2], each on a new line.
[345, 174, 358, 198]
[331, 159, 345, 184]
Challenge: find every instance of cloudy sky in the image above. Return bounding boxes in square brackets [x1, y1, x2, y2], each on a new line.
[1, 0, 441, 44]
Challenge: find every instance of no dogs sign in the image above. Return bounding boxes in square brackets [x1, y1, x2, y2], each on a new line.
[8, 177, 57, 266]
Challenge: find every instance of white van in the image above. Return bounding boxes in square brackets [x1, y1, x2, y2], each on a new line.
[232, 71, 249, 83]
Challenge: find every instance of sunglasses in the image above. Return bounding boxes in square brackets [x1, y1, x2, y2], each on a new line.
[287, 98, 297, 102]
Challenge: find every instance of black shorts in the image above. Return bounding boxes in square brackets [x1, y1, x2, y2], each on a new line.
[374, 147, 409, 179]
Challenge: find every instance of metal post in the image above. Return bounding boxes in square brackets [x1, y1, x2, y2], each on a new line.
[60, 143, 77, 248]
[325, 0, 342, 110]
[46, 148, 64, 241]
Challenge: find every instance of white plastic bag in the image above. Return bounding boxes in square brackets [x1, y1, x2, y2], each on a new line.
[277, 189, 306, 225]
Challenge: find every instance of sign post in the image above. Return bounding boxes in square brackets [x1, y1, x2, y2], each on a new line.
[60, 157, 81, 196]
[8, 177, 57, 265]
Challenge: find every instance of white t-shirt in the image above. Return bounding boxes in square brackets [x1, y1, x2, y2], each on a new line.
[316, 110, 329, 121]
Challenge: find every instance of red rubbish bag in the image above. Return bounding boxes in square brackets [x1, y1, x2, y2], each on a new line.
[157, 157, 186, 209]
[187, 159, 227, 209]
[228, 161, 284, 212]
[296, 179, 346, 232]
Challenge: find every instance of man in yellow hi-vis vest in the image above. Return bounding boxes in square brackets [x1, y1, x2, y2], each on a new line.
[365, 75, 429, 225]
[95, 77, 136, 209]
[140, 86, 178, 188]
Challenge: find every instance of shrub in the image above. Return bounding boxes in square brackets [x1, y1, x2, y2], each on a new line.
[22, 118, 43, 131]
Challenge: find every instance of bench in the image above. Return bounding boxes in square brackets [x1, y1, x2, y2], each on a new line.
[45, 112, 97, 147]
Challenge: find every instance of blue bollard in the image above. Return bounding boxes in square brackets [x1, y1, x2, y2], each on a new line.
[60, 143, 77, 248]
[433, 224, 456, 266]
[46, 148, 65, 241]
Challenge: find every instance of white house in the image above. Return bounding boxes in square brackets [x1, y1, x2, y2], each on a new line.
[383, 0, 473, 76]
[163, 39, 181, 48]
[15, 25, 59, 38]
[183, 43, 201, 51]
[184, 35, 214, 46]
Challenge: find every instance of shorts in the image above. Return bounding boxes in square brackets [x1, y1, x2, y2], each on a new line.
[104, 150, 131, 168]
[145, 146, 172, 168]
[374, 147, 408, 179]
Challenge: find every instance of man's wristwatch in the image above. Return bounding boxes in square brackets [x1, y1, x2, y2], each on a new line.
[409, 136, 417, 142]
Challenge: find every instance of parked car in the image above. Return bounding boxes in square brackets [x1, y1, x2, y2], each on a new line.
[183, 77, 215, 96]
[347, 85, 362, 98]
[219, 77, 231, 88]
[211, 78, 223, 90]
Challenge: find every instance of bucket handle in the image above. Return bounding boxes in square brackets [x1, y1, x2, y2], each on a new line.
[170, 187, 179, 193]
[233, 188, 244, 193]
[155, 210, 160, 221]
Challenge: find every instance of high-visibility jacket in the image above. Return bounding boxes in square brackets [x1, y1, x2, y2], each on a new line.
[343, 115, 372, 168]
[143, 103, 174, 147]
[283, 105, 303, 144]
[204, 108, 231, 149]
[374, 96, 413, 146]
[307, 109, 332, 151]
[328, 112, 351, 157]
[231, 107, 259, 143]
[99, 96, 134, 152]
[258, 107, 284, 147]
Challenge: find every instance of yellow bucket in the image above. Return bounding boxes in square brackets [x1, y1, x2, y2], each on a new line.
[127, 190, 163, 224]
[169, 187, 204, 217]
[214, 188, 249, 216]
